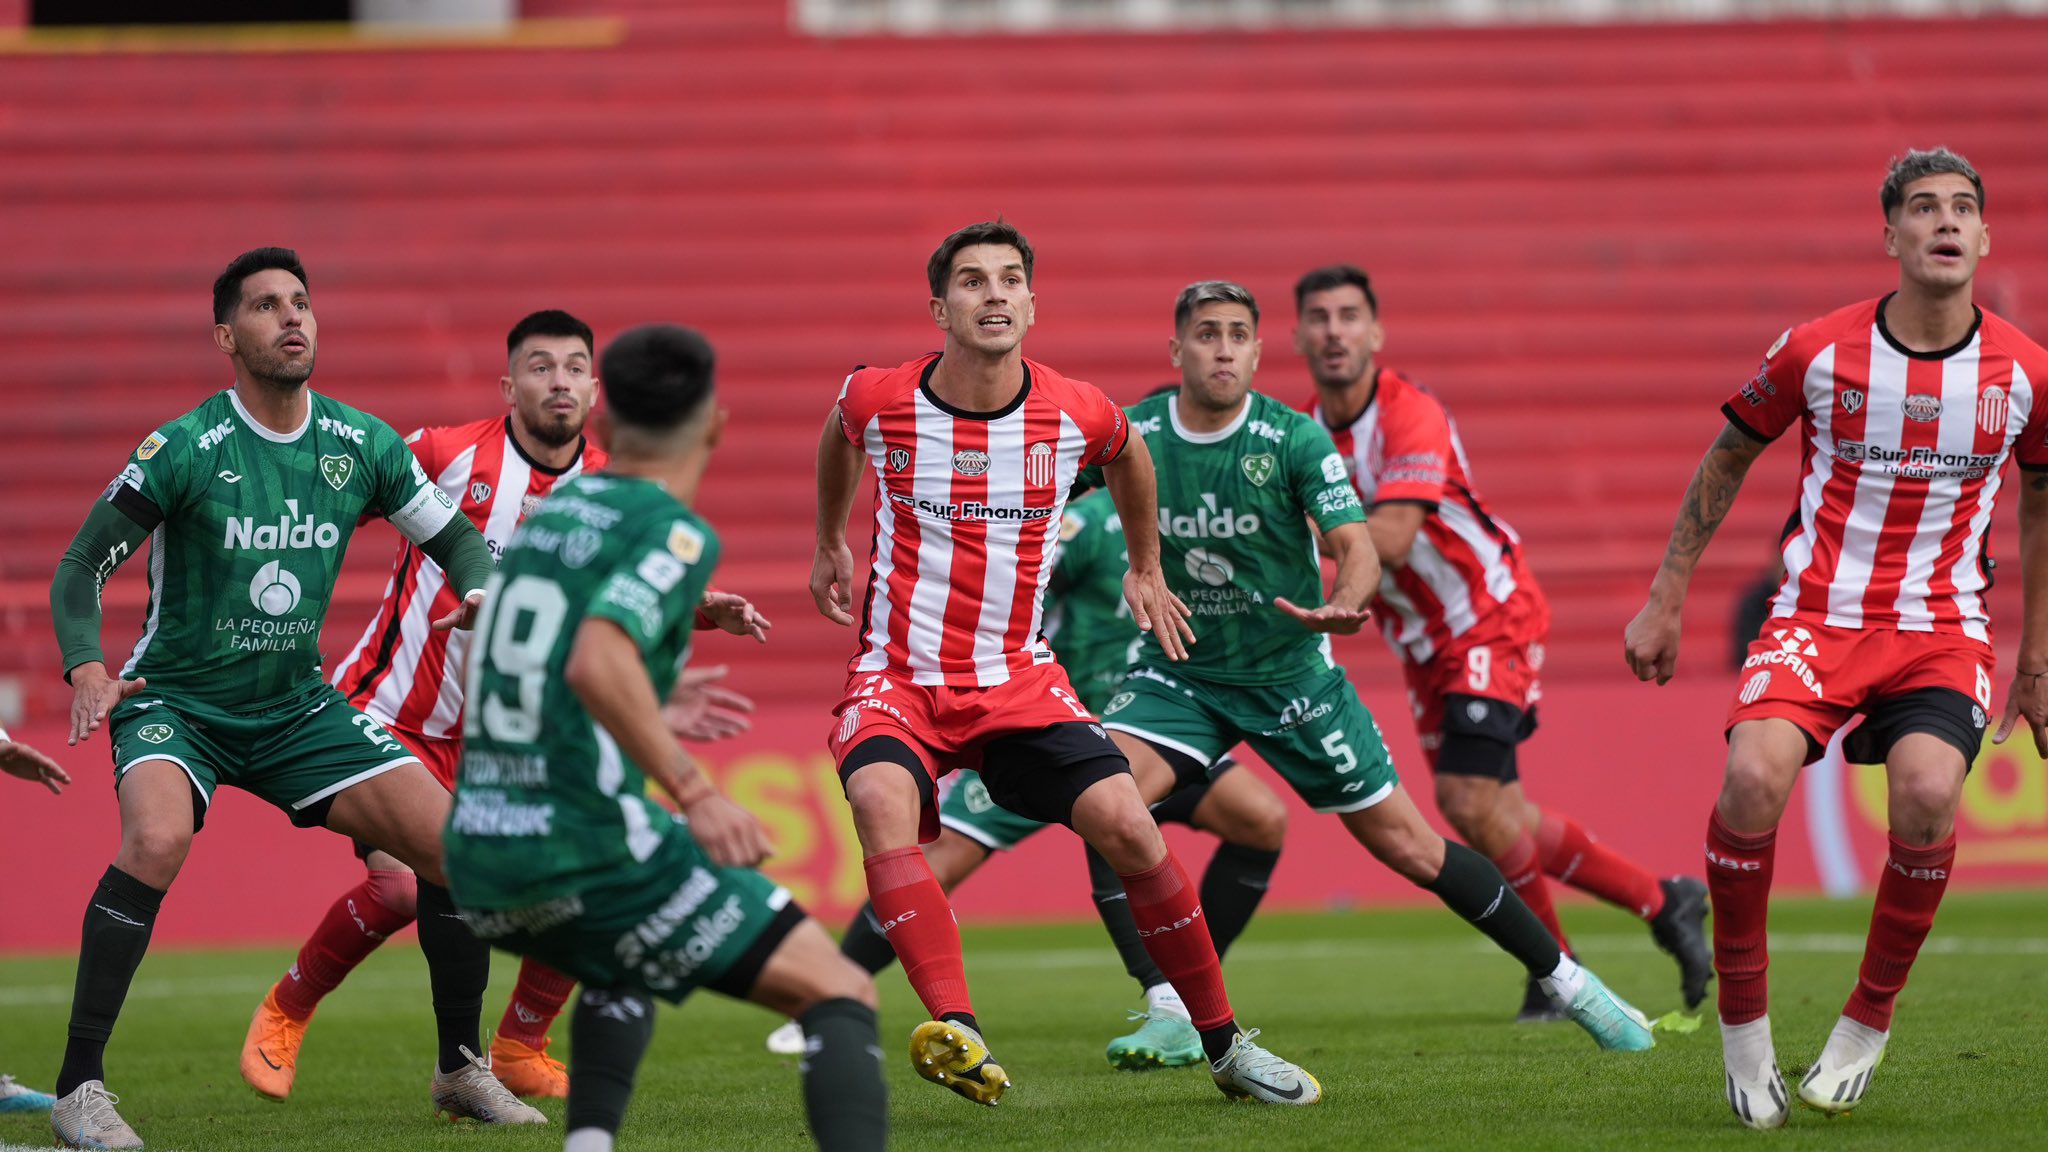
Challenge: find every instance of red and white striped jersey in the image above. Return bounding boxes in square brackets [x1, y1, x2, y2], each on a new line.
[839, 353, 1129, 687]
[332, 416, 606, 737]
[1725, 296, 2048, 643]
[1308, 368, 1539, 664]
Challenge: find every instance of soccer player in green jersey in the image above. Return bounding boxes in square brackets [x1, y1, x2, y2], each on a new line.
[46, 248, 521, 1149]
[446, 324, 887, 1152]
[1101, 281, 1657, 1053]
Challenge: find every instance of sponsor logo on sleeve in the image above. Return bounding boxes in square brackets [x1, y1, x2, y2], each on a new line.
[104, 463, 145, 501]
[1319, 452, 1347, 484]
[668, 522, 705, 564]
[1241, 453, 1277, 487]
[135, 433, 167, 461]
[319, 454, 355, 491]
[1059, 512, 1085, 542]
[1766, 328, 1791, 359]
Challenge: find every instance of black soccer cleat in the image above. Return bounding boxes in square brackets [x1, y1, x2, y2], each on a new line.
[1515, 975, 1569, 1023]
[1650, 876, 1713, 1010]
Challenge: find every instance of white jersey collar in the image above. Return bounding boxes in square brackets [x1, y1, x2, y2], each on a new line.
[227, 386, 312, 443]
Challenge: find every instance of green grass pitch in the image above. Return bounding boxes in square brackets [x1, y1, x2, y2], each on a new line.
[3, 891, 2044, 1151]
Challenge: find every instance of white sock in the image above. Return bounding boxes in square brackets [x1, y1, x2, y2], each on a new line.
[1720, 1014, 1778, 1080]
[1538, 954, 1585, 1003]
[565, 1128, 616, 1152]
[1144, 983, 1189, 1022]
[1820, 1015, 1888, 1067]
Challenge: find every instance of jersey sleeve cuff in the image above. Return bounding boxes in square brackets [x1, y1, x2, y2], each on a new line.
[1720, 404, 1775, 443]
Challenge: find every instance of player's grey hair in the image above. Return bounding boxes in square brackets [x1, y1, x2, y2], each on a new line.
[1881, 147, 1984, 219]
[1174, 280, 1260, 331]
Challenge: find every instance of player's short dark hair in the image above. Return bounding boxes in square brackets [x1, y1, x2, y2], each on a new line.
[506, 309, 594, 359]
[599, 324, 716, 432]
[1881, 147, 1985, 219]
[1174, 280, 1259, 331]
[927, 220, 1034, 297]
[1293, 264, 1378, 316]
[212, 247, 308, 324]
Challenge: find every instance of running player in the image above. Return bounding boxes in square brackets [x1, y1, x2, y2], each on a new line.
[770, 479, 1289, 1071]
[1102, 280, 1655, 1055]
[1625, 148, 2048, 1127]
[811, 221, 1319, 1106]
[1293, 264, 1711, 1019]
[47, 248, 514, 1149]
[446, 324, 888, 1152]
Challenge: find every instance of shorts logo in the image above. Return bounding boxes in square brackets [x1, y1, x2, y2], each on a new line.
[1026, 441, 1055, 487]
[562, 527, 602, 569]
[1465, 700, 1489, 723]
[250, 560, 303, 616]
[137, 723, 174, 745]
[887, 447, 910, 473]
[1739, 670, 1772, 704]
[1241, 453, 1276, 487]
[1902, 394, 1943, 424]
[1979, 386, 2010, 436]
[320, 454, 355, 491]
[952, 450, 991, 477]
[470, 480, 493, 504]
[1773, 626, 1819, 657]
[1104, 691, 1135, 716]
[1840, 389, 1865, 414]
[1184, 547, 1235, 587]
[962, 777, 993, 814]
[1972, 705, 1987, 730]
[837, 708, 861, 744]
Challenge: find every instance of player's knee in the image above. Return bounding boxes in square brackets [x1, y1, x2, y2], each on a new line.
[117, 823, 192, 886]
[843, 760, 923, 840]
[1887, 772, 1962, 845]
[1432, 779, 1497, 845]
[1085, 803, 1165, 872]
[1231, 792, 1288, 853]
[1718, 753, 1796, 826]
[1375, 830, 1442, 885]
[364, 867, 419, 919]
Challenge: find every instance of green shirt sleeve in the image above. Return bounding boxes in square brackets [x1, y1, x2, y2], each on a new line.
[588, 518, 721, 653]
[49, 431, 188, 678]
[1289, 419, 1366, 534]
[367, 418, 461, 545]
[418, 515, 496, 601]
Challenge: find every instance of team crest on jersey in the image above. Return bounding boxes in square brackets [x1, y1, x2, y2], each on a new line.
[1026, 441, 1055, 487]
[561, 527, 602, 569]
[135, 433, 166, 461]
[668, 522, 705, 564]
[320, 454, 354, 491]
[470, 480, 492, 504]
[1841, 389, 1865, 414]
[136, 723, 174, 745]
[1979, 386, 2010, 436]
[1902, 394, 1943, 424]
[1241, 453, 1277, 487]
[952, 449, 991, 477]
[522, 493, 545, 519]
[887, 447, 910, 473]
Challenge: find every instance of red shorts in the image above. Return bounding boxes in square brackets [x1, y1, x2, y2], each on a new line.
[827, 662, 1117, 842]
[1728, 618, 1994, 764]
[392, 726, 461, 792]
[1402, 594, 1547, 767]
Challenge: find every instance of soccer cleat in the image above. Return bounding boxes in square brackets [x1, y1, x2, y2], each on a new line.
[1796, 1016, 1888, 1116]
[766, 1020, 806, 1056]
[50, 1081, 143, 1150]
[1546, 966, 1655, 1051]
[1650, 876, 1714, 1011]
[431, 1046, 549, 1124]
[488, 1033, 569, 1099]
[240, 989, 309, 1100]
[1105, 1010, 1205, 1070]
[1515, 976, 1569, 1023]
[908, 1020, 1010, 1107]
[0, 1074, 57, 1113]
[1209, 1029, 1321, 1105]
[1721, 1016, 1791, 1130]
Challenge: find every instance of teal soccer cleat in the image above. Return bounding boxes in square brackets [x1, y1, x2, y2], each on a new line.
[1106, 1011, 1205, 1071]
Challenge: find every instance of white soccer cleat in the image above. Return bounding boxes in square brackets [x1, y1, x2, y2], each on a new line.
[431, 1046, 548, 1125]
[1209, 1029, 1321, 1105]
[766, 1020, 806, 1056]
[1721, 1016, 1791, 1130]
[1797, 1016, 1888, 1116]
[50, 1080, 144, 1150]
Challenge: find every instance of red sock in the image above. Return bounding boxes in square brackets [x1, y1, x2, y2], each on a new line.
[497, 958, 577, 1049]
[274, 869, 417, 1022]
[1121, 851, 1233, 1032]
[1704, 810, 1776, 1025]
[1844, 833, 1954, 1031]
[1494, 833, 1570, 955]
[864, 847, 973, 1020]
[1537, 809, 1666, 920]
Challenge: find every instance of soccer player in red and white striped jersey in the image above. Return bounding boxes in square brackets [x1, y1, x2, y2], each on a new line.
[810, 221, 1319, 1107]
[1295, 265, 1711, 1022]
[1626, 149, 2048, 1127]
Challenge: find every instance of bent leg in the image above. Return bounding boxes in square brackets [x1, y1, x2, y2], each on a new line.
[1436, 767, 1571, 955]
[1186, 766, 1285, 959]
[274, 854, 418, 1022]
[837, 830, 990, 978]
[844, 748, 974, 1025]
[323, 761, 451, 885]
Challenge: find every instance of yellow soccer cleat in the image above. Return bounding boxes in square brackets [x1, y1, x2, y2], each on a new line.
[489, 1033, 569, 1099]
[240, 989, 310, 1101]
[909, 1020, 1010, 1107]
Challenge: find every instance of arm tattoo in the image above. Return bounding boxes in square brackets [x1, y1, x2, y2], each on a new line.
[1664, 424, 1765, 574]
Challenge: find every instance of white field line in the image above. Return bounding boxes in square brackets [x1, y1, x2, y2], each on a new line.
[2, 932, 2044, 1008]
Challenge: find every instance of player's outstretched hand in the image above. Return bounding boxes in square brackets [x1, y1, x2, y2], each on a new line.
[433, 589, 487, 632]
[1124, 567, 1195, 661]
[1275, 597, 1370, 635]
[1993, 670, 2048, 757]
[0, 740, 71, 795]
[810, 542, 856, 627]
[701, 590, 772, 643]
[1623, 598, 1682, 685]
[663, 665, 756, 742]
[683, 792, 773, 868]
[68, 662, 147, 746]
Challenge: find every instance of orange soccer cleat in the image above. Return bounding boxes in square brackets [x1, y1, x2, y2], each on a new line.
[488, 1033, 569, 1099]
[240, 989, 310, 1100]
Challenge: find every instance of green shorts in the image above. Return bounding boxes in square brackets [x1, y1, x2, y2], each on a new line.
[107, 681, 421, 830]
[1100, 663, 1398, 813]
[937, 769, 1052, 852]
[458, 828, 799, 1003]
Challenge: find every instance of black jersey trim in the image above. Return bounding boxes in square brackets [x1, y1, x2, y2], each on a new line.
[1721, 405, 1773, 443]
[1874, 291, 1982, 361]
[342, 544, 418, 701]
[108, 484, 164, 531]
[918, 356, 1033, 421]
[2020, 461, 2048, 473]
[503, 416, 585, 477]
[1368, 497, 1440, 516]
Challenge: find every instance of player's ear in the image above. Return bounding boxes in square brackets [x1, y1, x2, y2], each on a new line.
[706, 406, 728, 450]
[929, 295, 947, 330]
[500, 373, 516, 406]
[213, 322, 236, 357]
[1168, 335, 1183, 368]
[1883, 220, 1901, 259]
[1979, 223, 1991, 257]
[1367, 318, 1385, 356]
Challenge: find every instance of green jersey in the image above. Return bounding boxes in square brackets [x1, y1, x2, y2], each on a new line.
[101, 388, 462, 708]
[1047, 487, 1137, 712]
[447, 474, 720, 909]
[1128, 390, 1365, 685]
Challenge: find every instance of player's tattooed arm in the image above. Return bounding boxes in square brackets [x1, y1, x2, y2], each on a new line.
[1623, 422, 1768, 684]
[1997, 472, 2048, 754]
[810, 405, 863, 627]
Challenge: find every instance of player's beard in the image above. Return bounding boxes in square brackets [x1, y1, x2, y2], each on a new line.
[521, 408, 585, 449]
[246, 344, 315, 390]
